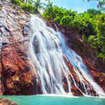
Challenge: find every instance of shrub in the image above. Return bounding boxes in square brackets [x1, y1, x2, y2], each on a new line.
[60, 15, 73, 27]
[10, 0, 21, 6]
[11, 0, 42, 14]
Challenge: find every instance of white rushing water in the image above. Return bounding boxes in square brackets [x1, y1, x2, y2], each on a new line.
[28, 15, 105, 97]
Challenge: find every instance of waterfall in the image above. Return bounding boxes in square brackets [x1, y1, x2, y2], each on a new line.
[28, 15, 105, 97]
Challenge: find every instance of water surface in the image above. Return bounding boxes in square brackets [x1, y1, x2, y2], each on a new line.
[0, 95, 105, 105]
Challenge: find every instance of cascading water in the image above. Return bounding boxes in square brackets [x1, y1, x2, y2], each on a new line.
[28, 15, 105, 97]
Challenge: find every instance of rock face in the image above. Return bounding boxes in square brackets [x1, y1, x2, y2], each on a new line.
[63, 56, 98, 96]
[0, 1, 37, 95]
[60, 26, 105, 93]
[84, 59, 105, 91]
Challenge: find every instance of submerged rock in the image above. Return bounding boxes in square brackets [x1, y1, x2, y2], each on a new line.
[0, 98, 18, 105]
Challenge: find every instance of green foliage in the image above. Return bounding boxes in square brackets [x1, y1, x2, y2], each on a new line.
[10, 0, 105, 59]
[99, 23, 105, 35]
[54, 16, 62, 23]
[43, 3, 105, 59]
[0, 7, 2, 11]
[43, 5, 97, 36]
[71, 15, 85, 31]
[10, 0, 42, 14]
[97, 0, 105, 12]
[60, 15, 73, 27]
[87, 9, 101, 15]
[10, 0, 22, 6]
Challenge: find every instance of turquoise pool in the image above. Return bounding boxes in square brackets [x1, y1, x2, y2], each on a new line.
[0, 95, 105, 105]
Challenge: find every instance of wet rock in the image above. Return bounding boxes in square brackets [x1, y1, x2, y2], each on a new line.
[84, 58, 105, 92]
[63, 56, 98, 96]
[23, 23, 31, 36]
[0, 98, 18, 105]
[48, 20, 105, 94]
[0, 1, 37, 95]
[1, 41, 37, 95]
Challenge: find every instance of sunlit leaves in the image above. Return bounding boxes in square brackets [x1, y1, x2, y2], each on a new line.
[10, 0, 42, 13]
[43, 4, 105, 58]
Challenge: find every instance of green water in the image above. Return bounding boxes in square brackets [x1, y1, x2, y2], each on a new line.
[0, 95, 105, 105]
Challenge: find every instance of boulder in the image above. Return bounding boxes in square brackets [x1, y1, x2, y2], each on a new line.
[0, 98, 18, 105]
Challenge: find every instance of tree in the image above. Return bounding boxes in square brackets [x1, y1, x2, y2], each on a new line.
[97, 0, 105, 12]
[34, 0, 43, 13]
[85, 0, 105, 12]
[87, 9, 101, 15]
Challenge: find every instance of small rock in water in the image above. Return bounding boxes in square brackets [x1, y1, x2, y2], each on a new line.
[0, 98, 18, 105]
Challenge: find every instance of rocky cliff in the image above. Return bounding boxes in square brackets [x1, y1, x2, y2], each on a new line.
[0, 0, 38, 95]
[0, 0, 105, 95]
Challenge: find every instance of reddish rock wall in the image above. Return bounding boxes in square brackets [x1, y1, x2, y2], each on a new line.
[0, 1, 37, 95]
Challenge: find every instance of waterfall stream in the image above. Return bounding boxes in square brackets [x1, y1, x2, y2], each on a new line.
[28, 15, 105, 96]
